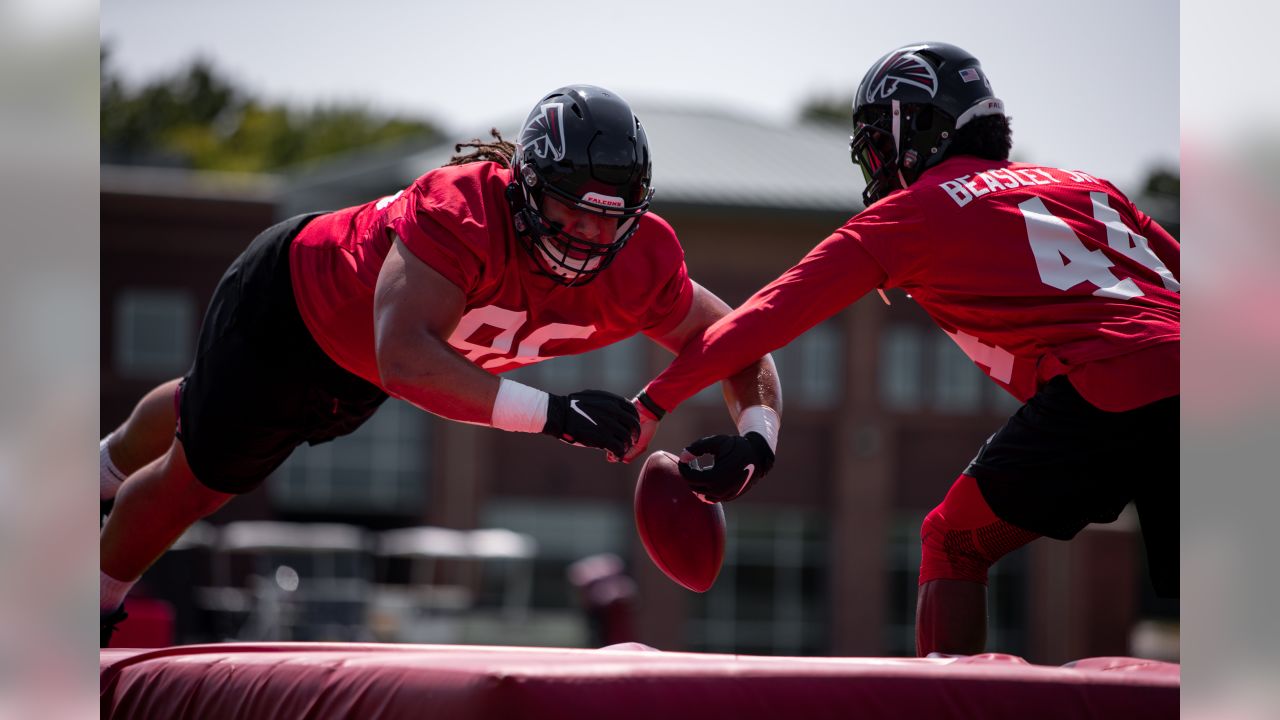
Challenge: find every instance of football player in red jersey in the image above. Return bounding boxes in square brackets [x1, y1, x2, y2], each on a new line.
[635, 43, 1179, 657]
[99, 85, 782, 646]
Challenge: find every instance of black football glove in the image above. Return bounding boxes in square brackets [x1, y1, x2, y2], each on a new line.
[678, 432, 775, 503]
[542, 389, 641, 458]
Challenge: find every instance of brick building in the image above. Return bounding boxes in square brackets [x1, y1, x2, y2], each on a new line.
[101, 106, 1177, 662]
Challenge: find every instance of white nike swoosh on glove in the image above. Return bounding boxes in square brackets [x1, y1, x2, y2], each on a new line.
[569, 399, 598, 425]
[693, 464, 754, 505]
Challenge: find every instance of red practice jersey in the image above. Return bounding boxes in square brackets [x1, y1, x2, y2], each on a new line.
[645, 156, 1180, 413]
[290, 162, 694, 386]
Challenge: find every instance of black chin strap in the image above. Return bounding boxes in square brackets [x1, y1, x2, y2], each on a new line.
[505, 182, 531, 234]
[506, 181, 576, 286]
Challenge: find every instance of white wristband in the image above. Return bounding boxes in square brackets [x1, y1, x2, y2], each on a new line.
[736, 405, 780, 453]
[490, 379, 550, 433]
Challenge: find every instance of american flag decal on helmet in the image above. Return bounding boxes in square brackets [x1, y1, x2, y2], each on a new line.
[525, 102, 566, 161]
[866, 46, 939, 102]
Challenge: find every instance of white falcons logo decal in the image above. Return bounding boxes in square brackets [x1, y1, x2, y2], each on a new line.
[525, 102, 566, 161]
[866, 46, 939, 102]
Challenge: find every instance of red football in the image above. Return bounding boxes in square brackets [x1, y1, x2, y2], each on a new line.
[634, 450, 726, 593]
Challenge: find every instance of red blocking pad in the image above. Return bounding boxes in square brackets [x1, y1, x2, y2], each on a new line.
[634, 450, 726, 592]
[109, 597, 175, 649]
[101, 644, 1179, 720]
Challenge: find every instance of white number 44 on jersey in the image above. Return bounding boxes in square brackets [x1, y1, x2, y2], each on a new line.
[1020, 192, 1179, 300]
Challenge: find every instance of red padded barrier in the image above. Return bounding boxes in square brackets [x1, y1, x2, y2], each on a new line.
[101, 643, 1178, 720]
[105, 598, 174, 649]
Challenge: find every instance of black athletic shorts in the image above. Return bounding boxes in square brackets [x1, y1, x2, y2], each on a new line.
[966, 375, 1178, 597]
[177, 213, 388, 494]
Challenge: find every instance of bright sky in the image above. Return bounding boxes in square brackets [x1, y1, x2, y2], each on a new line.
[100, 0, 1178, 190]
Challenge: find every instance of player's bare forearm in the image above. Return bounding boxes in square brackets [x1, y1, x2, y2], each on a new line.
[622, 282, 784, 463]
[373, 234, 499, 425]
[643, 281, 783, 423]
[376, 330, 499, 424]
[720, 354, 782, 423]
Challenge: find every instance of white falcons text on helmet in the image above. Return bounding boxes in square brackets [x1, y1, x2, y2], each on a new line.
[581, 192, 624, 209]
[526, 102, 567, 162]
[866, 46, 939, 102]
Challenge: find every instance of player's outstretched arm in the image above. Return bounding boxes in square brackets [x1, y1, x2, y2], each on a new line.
[374, 235, 639, 457]
[627, 232, 888, 496]
[643, 230, 887, 414]
[622, 282, 782, 476]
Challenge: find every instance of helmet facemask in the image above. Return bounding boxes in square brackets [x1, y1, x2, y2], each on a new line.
[508, 85, 654, 287]
[510, 163, 651, 286]
[850, 101, 957, 206]
[849, 107, 900, 206]
[849, 42, 1005, 206]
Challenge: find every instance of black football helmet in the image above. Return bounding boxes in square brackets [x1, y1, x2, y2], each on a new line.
[508, 85, 654, 286]
[849, 42, 1005, 205]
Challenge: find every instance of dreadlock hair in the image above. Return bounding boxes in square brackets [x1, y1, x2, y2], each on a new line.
[445, 128, 517, 168]
[948, 114, 1013, 162]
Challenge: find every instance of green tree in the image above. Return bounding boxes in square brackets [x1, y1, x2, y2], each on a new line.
[1137, 167, 1180, 239]
[800, 95, 852, 125]
[101, 50, 440, 172]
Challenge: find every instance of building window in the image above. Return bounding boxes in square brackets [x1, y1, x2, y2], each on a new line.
[687, 506, 829, 655]
[884, 514, 1029, 657]
[506, 334, 649, 396]
[114, 288, 195, 378]
[880, 324, 923, 411]
[793, 320, 842, 408]
[932, 334, 984, 413]
[534, 353, 586, 391]
[269, 399, 428, 516]
[599, 335, 645, 392]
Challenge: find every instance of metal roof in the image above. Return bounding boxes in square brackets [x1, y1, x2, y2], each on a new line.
[102, 105, 866, 218]
[400, 104, 864, 215]
[101, 164, 281, 202]
[640, 105, 862, 213]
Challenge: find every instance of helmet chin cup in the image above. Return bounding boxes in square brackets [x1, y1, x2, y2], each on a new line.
[537, 244, 603, 280]
[506, 179, 636, 287]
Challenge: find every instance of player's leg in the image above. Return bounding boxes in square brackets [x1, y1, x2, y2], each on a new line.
[916, 473, 1039, 656]
[1131, 394, 1179, 598]
[99, 213, 322, 646]
[100, 438, 233, 609]
[916, 580, 987, 657]
[101, 378, 182, 502]
[1134, 490, 1177, 598]
[925, 376, 1146, 657]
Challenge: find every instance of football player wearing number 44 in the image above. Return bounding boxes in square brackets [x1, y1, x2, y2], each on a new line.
[640, 42, 1179, 658]
[98, 84, 782, 647]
